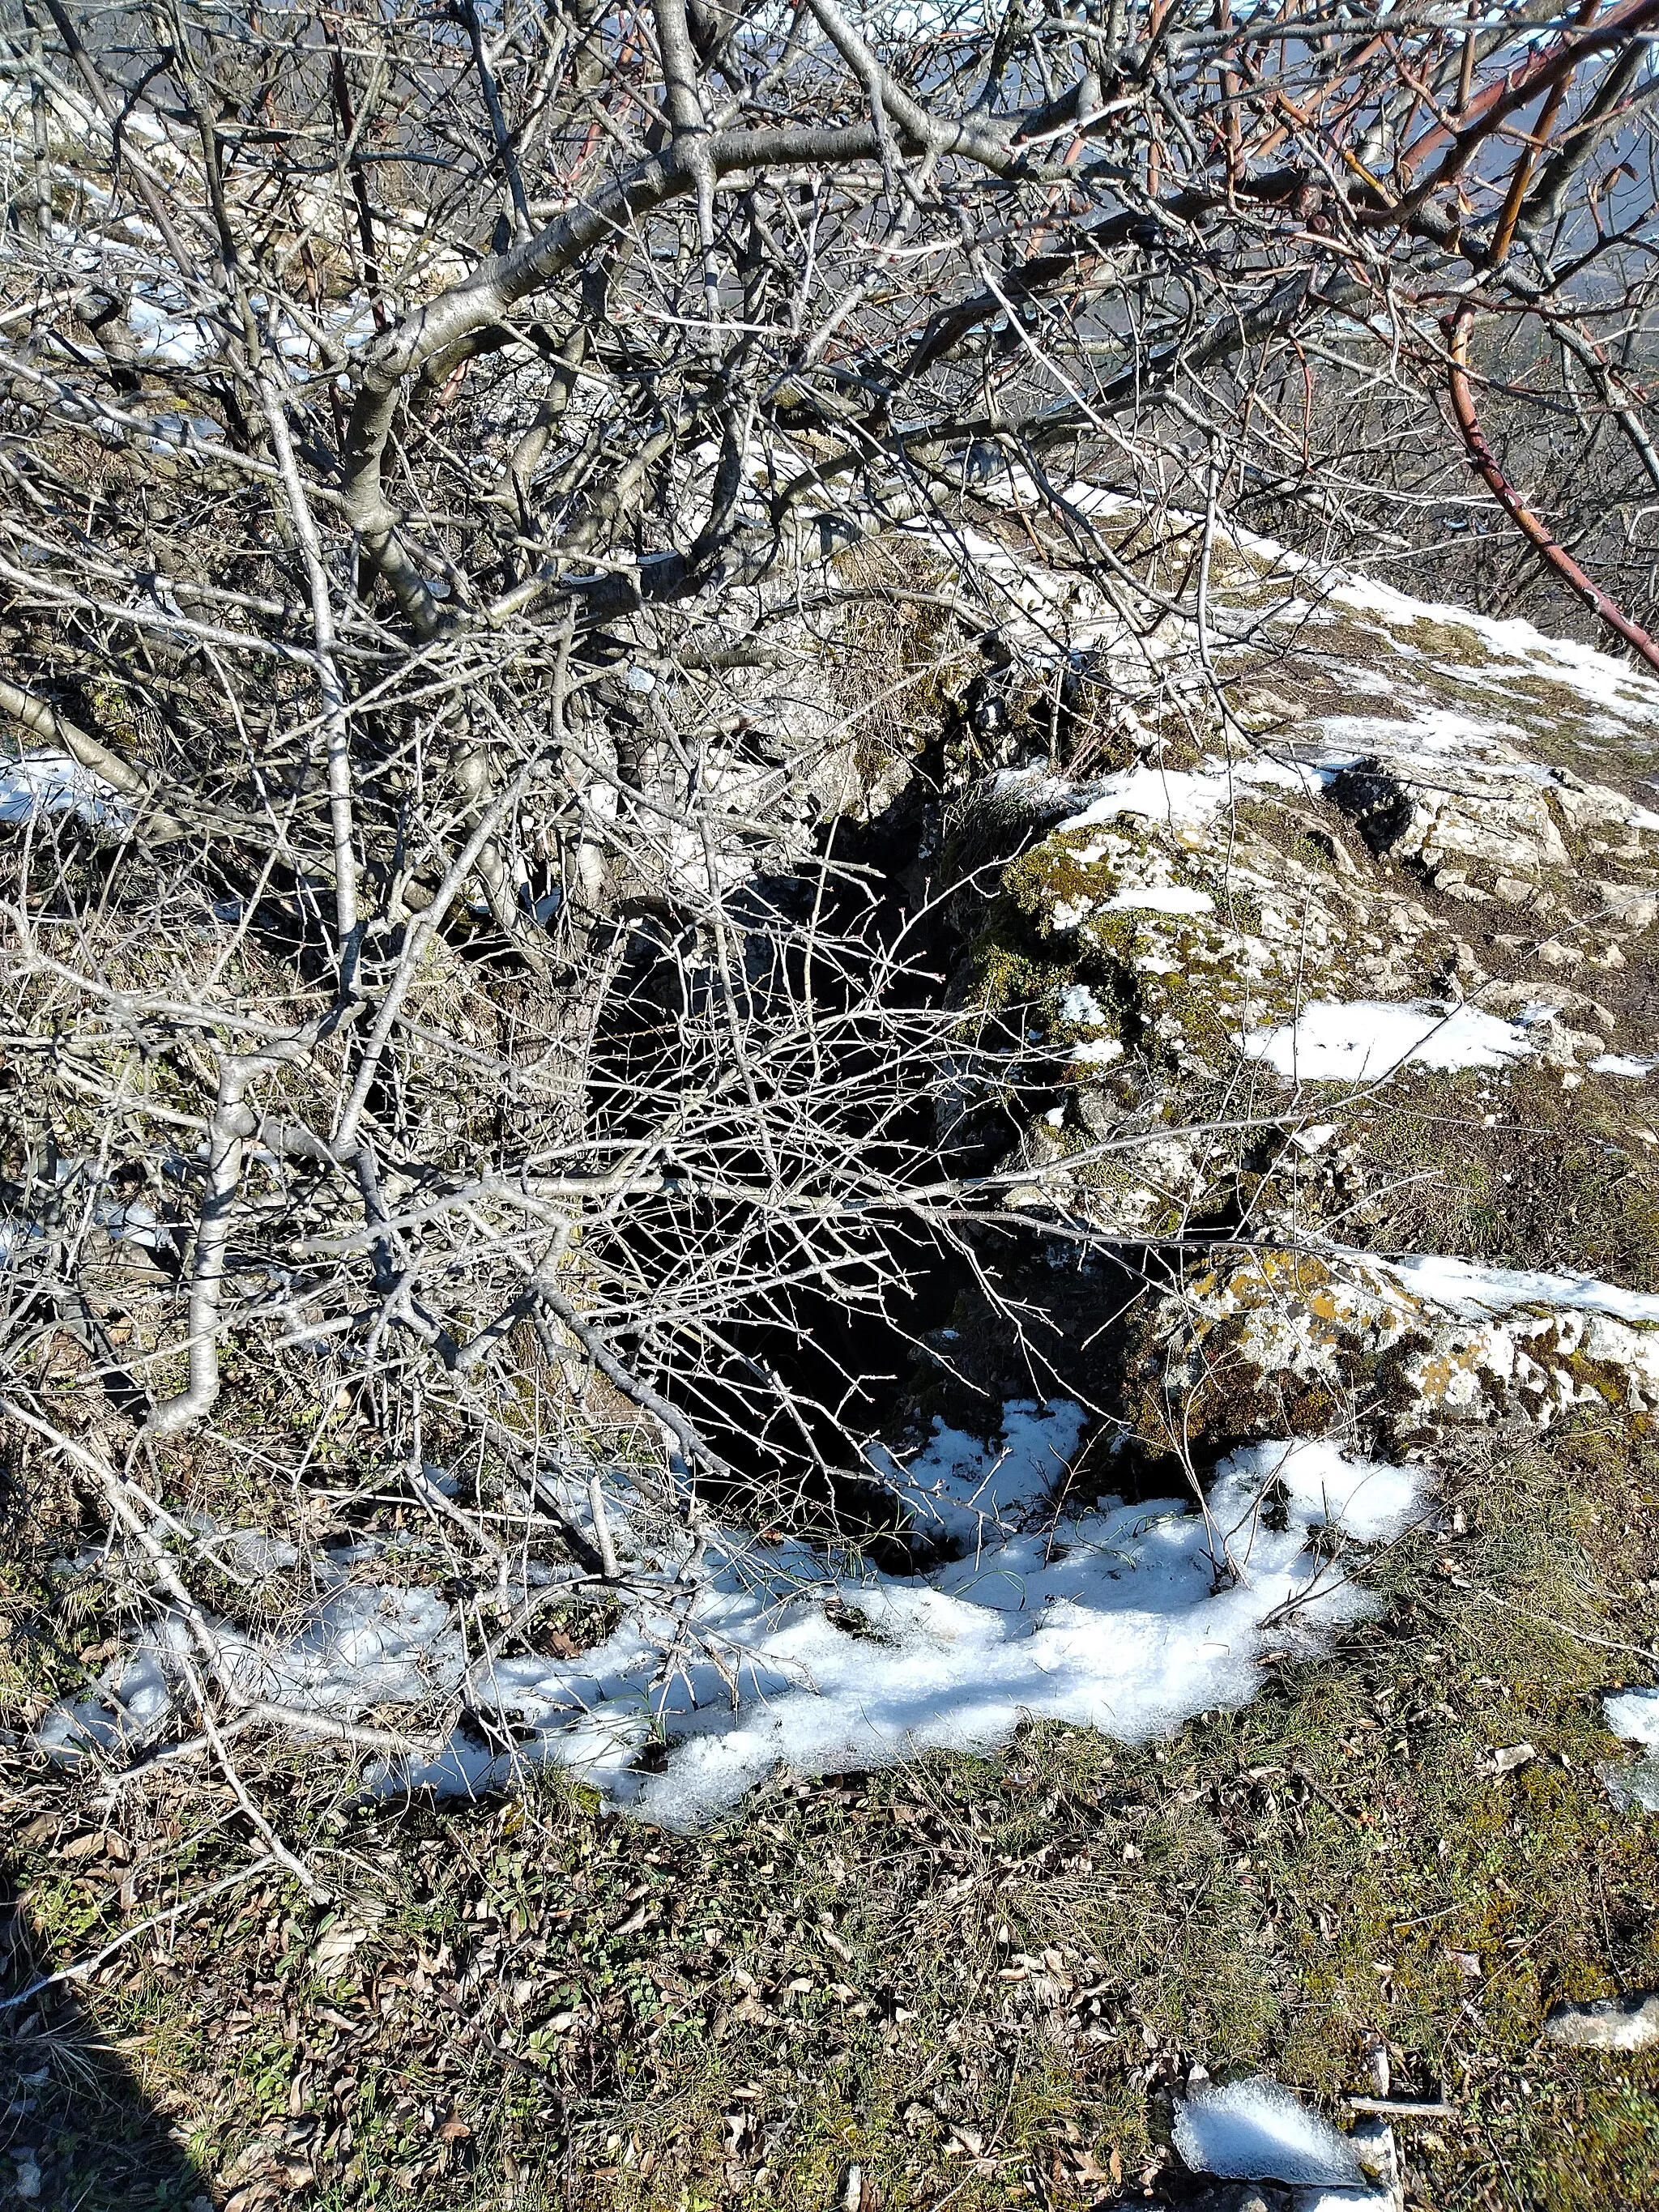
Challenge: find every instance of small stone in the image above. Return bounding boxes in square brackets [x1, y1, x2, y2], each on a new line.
[1434, 868, 1489, 902]
[1491, 874, 1537, 905]
[1593, 881, 1659, 929]
[1488, 1741, 1536, 1776]
[1544, 1991, 1659, 2051]
[1191, 2188, 1278, 2212]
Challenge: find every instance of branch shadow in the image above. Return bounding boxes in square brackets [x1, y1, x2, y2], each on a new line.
[1, 1853, 210, 2212]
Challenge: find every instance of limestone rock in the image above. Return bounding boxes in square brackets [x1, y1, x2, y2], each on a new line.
[1593, 880, 1659, 931]
[1543, 1992, 1659, 2052]
[1329, 752, 1570, 880]
[1138, 1249, 1659, 1451]
[1549, 771, 1659, 844]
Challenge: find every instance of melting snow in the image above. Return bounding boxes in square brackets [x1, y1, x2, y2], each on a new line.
[38, 1417, 1427, 1832]
[1172, 2075, 1363, 2186]
[1238, 999, 1539, 1081]
[1308, 704, 1536, 773]
[1590, 1053, 1659, 1080]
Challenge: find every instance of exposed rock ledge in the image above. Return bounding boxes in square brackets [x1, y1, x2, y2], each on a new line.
[1136, 1248, 1659, 1457]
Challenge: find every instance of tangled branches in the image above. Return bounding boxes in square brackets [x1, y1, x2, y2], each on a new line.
[4, 0, 1659, 1847]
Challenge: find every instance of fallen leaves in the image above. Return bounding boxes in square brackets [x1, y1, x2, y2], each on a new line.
[309, 1922, 369, 1979]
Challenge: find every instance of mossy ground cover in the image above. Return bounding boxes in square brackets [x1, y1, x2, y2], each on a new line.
[1318, 1064, 1659, 1293]
[8, 1421, 1659, 2210]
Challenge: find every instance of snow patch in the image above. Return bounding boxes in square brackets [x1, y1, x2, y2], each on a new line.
[1216, 1438, 1418, 1545]
[37, 1413, 1427, 1832]
[1058, 982, 1108, 1026]
[0, 751, 130, 828]
[1239, 999, 1539, 1082]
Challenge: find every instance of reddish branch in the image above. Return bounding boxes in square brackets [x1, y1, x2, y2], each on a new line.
[1445, 305, 1659, 676]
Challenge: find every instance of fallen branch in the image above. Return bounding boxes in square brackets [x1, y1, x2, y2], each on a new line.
[0, 1856, 276, 2015]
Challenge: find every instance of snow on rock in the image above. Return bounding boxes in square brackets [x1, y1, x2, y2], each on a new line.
[1057, 757, 1311, 837]
[1379, 1255, 1659, 1328]
[1172, 2077, 1363, 2187]
[1104, 883, 1216, 916]
[1238, 999, 1540, 1082]
[953, 467, 1659, 1260]
[36, 1410, 1428, 1831]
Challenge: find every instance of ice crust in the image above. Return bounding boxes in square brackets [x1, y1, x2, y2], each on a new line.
[1601, 1688, 1659, 1813]
[1172, 2075, 1363, 2185]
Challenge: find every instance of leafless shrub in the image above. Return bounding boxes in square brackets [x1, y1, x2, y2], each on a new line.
[2, 0, 1657, 1862]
